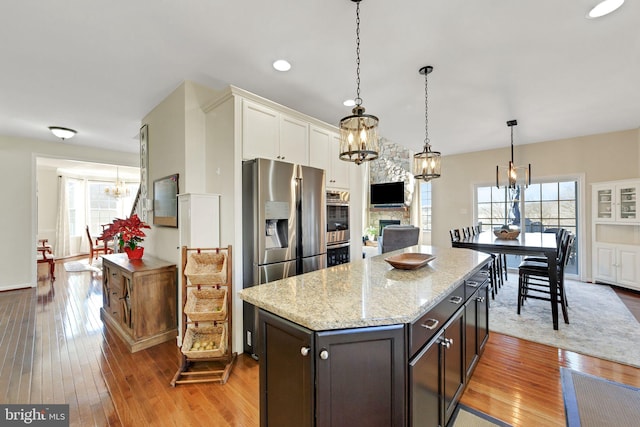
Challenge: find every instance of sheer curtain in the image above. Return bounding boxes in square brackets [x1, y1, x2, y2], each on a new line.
[54, 175, 71, 257]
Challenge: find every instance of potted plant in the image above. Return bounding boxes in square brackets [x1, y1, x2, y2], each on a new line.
[365, 225, 378, 242]
[100, 214, 151, 260]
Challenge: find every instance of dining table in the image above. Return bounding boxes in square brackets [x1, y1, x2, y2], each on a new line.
[451, 230, 561, 330]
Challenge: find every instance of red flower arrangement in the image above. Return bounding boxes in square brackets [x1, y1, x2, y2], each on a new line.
[100, 214, 151, 251]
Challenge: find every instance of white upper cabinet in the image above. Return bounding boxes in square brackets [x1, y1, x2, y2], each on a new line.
[593, 181, 639, 223]
[242, 99, 309, 165]
[309, 125, 331, 172]
[329, 132, 350, 190]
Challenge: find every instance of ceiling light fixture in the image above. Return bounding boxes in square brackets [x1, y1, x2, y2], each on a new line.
[587, 0, 624, 18]
[413, 65, 441, 181]
[338, 0, 379, 165]
[48, 126, 77, 140]
[104, 167, 130, 199]
[272, 59, 291, 71]
[496, 120, 531, 189]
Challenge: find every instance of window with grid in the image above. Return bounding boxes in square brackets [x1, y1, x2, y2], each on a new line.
[476, 180, 579, 275]
[420, 181, 432, 232]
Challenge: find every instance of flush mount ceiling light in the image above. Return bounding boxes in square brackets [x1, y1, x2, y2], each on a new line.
[496, 120, 531, 189]
[587, 0, 624, 18]
[48, 126, 77, 140]
[338, 0, 379, 165]
[272, 59, 291, 71]
[413, 66, 441, 182]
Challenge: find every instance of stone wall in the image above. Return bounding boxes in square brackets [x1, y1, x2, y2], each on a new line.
[367, 138, 414, 238]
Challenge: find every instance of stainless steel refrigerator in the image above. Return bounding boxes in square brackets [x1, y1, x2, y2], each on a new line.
[242, 158, 326, 356]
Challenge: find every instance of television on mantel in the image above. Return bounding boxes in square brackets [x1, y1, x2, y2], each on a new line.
[370, 182, 404, 207]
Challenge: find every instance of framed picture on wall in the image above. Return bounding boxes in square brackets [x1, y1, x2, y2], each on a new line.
[153, 174, 179, 227]
[139, 124, 149, 222]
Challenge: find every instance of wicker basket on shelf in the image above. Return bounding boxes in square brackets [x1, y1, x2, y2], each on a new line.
[181, 325, 227, 359]
[184, 252, 227, 285]
[184, 287, 227, 322]
[493, 229, 521, 240]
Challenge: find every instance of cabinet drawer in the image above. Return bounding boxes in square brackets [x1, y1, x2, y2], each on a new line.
[464, 266, 490, 299]
[409, 284, 464, 357]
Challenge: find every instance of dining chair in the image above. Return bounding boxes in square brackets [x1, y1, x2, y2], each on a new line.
[462, 227, 471, 239]
[379, 225, 420, 254]
[449, 229, 461, 242]
[517, 232, 574, 324]
[86, 226, 114, 265]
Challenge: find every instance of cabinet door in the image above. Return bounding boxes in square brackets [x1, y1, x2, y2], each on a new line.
[594, 186, 615, 222]
[443, 310, 465, 426]
[242, 100, 279, 160]
[259, 310, 314, 427]
[593, 244, 616, 283]
[618, 246, 640, 288]
[476, 283, 490, 354]
[103, 264, 121, 320]
[329, 132, 350, 190]
[316, 324, 405, 427]
[616, 184, 639, 223]
[410, 329, 443, 427]
[280, 114, 309, 165]
[464, 294, 478, 379]
[309, 125, 331, 173]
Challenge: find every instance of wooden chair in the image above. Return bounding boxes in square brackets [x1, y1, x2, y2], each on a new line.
[37, 239, 56, 280]
[86, 226, 113, 264]
[517, 232, 575, 324]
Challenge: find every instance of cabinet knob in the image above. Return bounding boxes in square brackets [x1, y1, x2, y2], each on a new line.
[476, 296, 485, 303]
[319, 349, 329, 360]
[300, 347, 310, 357]
[440, 339, 450, 349]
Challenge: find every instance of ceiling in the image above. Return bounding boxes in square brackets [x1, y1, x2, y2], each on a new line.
[2, 1, 638, 156]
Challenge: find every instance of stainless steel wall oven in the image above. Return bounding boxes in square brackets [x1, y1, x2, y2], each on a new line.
[326, 191, 350, 266]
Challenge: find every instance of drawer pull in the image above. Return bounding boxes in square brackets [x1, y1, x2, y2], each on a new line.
[449, 296, 463, 305]
[467, 281, 479, 288]
[420, 318, 439, 330]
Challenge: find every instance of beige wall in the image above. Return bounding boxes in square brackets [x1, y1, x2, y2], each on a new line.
[432, 128, 640, 279]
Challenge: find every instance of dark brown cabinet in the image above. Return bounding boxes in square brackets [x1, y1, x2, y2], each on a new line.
[464, 279, 490, 379]
[258, 309, 405, 427]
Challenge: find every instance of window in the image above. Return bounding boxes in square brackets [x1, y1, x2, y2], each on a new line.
[88, 182, 119, 237]
[420, 181, 432, 232]
[476, 180, 579, 275]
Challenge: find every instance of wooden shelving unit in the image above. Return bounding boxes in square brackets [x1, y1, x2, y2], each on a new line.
[170, 245, 236, 386]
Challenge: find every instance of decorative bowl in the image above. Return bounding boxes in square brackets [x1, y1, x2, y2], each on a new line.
[384, 253, 435, 270]
[493, 229, 521, 240]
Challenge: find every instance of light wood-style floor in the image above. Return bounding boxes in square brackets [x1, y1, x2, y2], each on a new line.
[1, 259, 639, 426]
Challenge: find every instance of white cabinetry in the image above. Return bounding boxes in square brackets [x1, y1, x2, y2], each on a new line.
[242, 99, 309, 165]
[309, 125, 350, 189]
[592, 179, 640, 291]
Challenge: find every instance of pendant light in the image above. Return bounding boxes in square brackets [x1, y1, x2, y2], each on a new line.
[496, 120, 531, 189]
[413, 65, 441, 181]
[339, 0, 379, 165]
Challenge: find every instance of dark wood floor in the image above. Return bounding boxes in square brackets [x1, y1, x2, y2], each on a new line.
[1, 259, 639, 426]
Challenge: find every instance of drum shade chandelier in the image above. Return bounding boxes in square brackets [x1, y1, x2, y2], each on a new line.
[338, 0, 379, 165]
[496, 120, 531, 189]
[413, 66, 441, 181]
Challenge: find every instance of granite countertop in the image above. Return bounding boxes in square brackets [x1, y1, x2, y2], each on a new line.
[238, 245, 490, 331]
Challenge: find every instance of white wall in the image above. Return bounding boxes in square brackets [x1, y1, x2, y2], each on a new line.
[432, 128, 640, 279]
[0, 135, 138, 291]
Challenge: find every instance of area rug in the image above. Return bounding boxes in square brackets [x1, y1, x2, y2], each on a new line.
[561, 368, 640, 426]
[64, 259, 101, 273]
[489, 278, 640, 368]
[450, 404, 511, 427]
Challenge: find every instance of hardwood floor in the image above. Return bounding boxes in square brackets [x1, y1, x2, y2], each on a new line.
[1, 259, 639, 426]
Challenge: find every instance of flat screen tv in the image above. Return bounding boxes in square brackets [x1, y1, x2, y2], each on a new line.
[370, 182, 404, 206]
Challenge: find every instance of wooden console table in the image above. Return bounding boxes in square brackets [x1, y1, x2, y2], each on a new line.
[101, 253, 177, 352]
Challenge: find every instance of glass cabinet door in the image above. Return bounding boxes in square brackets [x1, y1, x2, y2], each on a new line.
[596, 188, 613, 221]
[617, 185, 638, 222]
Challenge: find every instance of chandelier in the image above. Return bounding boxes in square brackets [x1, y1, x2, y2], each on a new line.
[413, 65, 441, 181]
[105, 167, 130, 199]
[338, 0, 379, 165]
[496, 120, 531, 189]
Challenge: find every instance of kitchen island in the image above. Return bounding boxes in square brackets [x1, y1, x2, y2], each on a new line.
[239, 245, 492, 427]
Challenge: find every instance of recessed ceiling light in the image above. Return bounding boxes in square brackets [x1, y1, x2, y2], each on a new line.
[587, 0, 624, 18]
[343, 99, 356, 107]
[273, 59, 291, 72]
